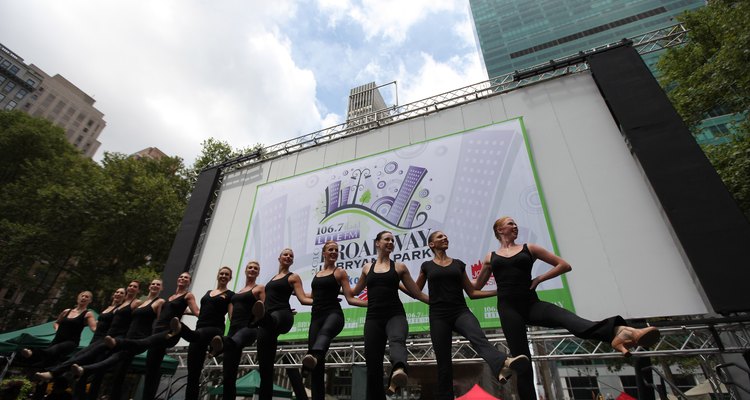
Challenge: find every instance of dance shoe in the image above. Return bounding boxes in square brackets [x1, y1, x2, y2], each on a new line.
[386, 368, 407, 395]
[208, 335, 224, 358]
[103, 336, 117, 349]
[20, 348, 32, 358]
[33, 372, 53, 382]
[499, 355, 530, 384]
[611, 326, 660, 357]
[166, 317, 181, 339]
[70, 364, 84, 378]
[302, 354, 317, 371]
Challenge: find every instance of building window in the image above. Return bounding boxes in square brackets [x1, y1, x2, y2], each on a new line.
[0, 75, 5, 83]
[15, 89, 27, 100]
[5, 100, 18, 110]
[0, 93, 4, 101]
[0, 60, 10, 69]
[9, 65, 19, 75]
[567, 376, 599, 400]
[25, 78, 36, 87]
[3, 82, 15, 93]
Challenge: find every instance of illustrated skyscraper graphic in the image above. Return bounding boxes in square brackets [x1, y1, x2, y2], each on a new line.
[385, 166, 427, 226]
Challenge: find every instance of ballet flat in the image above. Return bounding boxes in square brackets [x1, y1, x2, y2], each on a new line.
[611, 326, 660, 357]
[499, 355, 530, 384]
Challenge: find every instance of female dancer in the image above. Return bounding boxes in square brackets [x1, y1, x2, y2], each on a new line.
[208, 261, 265, 400]
[20, 291, 97, 366]
[35, 280, 142, 382]
[301, 241, 367, 400]
[71, 279, 165, 399]
[108, 272, 200, 400]
[256, 248, 312, 400]
[170, 266, 233, 400]
[474, 217, 661, 400]
[415, 231, 528, 400]
[73, 288, 126, 400]
[350, 231, 428, 399]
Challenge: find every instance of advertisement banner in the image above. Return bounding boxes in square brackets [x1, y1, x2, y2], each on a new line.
[237, 118, 573, 339]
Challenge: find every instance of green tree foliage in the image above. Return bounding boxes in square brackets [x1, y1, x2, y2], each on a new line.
[0, 111, 190, 327]
[657, 0, 750, 218]
[702, 135, 750, 219]
[657, 0, 750, 130]
[187, 138, 264, 186]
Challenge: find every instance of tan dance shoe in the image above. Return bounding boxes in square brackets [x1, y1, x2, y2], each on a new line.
[611, 326, 660, 357]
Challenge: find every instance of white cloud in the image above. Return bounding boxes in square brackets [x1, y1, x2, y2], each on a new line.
[398, 52, 486, 104]
[317, 0, 460, 43]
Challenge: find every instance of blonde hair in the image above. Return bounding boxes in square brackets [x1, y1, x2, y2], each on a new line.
[322, 241, 338, 251]
[493, 216, 513, 239]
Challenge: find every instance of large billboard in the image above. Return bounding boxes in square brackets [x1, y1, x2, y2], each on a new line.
[237, 118, 572, 339]
[189, 72, 709, 341]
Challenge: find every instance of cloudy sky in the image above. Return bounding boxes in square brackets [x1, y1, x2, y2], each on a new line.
[0, 0, 487, 164]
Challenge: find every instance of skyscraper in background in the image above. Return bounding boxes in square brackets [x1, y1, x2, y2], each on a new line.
[469, 0, 705, 78]
[468, 1, 742, 144]
[0, 43, 106, 158]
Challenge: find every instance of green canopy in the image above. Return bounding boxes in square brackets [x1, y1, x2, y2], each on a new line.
[0, 317, 177, 375]
[207, 370, 292, 398]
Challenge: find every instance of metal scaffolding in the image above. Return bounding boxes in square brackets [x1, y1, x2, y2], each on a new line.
[170, 318, 750, 369]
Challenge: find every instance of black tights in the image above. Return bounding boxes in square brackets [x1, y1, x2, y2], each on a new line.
[498, 295, 625, 400]
[25, 341, 77, 368]
[430, 310, 507, 400]
[221, 326, 258, 400]
[257, 309, 294, 400]
[363, 314, 408, 400]
[307, 311, 344, 400]
[180, 324, 223, 400]
[117, 329, 179, 400]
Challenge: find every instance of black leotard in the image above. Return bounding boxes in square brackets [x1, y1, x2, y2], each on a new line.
[91, 308, 115, 342]
[365, 260, 404, 319]
[311, 273, 341, 315]
[127, 298, 160, 339]
[490, 244, 535, 298]
[196, 290, 233, 329]
[153, 293, 189, 332]
[229, 289, 259, 332]
[51, 309, 89, 346]
[421, 259, 469, 318]
[265, 273, 294, 313]
[107, 301, 135, 337]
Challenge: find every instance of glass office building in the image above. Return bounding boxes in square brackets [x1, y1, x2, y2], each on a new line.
[469, 0, 705, 79]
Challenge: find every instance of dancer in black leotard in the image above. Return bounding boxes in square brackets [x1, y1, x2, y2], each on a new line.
[170, 267, 233, 400]
[20, 291, 97, 367]
[415, 231, 528, 399]
[257, 248, 312, 400]
[90, 289, 126, 345]
[108, 272, 199, 400]
[474, 217, 661, 400]
[35, 281, 142, 383]
[207, 261, 265, 400]
[301, 241, 366, 400]
[72, 279, 164, 400]
[350, 231, 428, 399]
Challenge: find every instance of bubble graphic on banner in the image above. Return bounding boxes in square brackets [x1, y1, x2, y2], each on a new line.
[384, 162, 398, 174]
[398, 170, 403, 175]
[377, 181, 386, 189]
[306, 175, 319, 188]
[426, 205, 432, 210]
[419, 189, 429, 198]
[394, 142, 428, 159]
[342, 170, 349, 176]
[520, 185, 543, 214]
